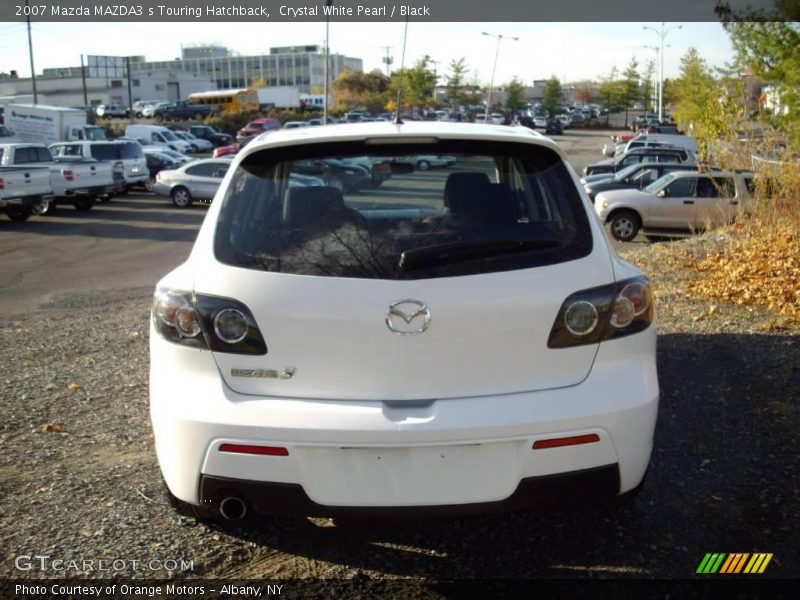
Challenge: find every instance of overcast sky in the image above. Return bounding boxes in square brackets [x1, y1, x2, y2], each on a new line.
[0, 21, 735, 84]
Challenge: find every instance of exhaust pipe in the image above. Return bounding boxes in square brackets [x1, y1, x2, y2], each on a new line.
[219, 496, 247, 521]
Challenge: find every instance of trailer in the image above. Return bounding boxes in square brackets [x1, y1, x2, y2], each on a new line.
[256, 87, 301, 110]
[3, 104, 107, 145]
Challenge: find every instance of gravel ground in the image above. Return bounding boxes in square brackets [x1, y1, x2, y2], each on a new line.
[1, 234, 798, 586]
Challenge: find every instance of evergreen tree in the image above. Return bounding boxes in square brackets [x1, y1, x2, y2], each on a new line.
[542, 76, 563, 117]
[505, 76, 527, 112]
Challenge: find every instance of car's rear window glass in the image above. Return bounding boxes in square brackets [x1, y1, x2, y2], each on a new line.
[90, 144, 119, 161]
[214, 140, 593, 280]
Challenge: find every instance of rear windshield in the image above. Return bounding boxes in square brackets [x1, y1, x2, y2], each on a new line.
[89, 143, 120, 161]
[214, 140, 593, 280]
[119, 142, 143, 159]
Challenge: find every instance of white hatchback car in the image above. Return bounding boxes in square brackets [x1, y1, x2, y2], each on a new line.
[150, 122, 659, 521]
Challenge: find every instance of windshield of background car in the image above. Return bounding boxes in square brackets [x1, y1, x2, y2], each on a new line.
[644, 173, 675, 194]
[161, 131, 178, 141]
[613, 164, 642, 181]
[89, 144, 119, 161]
[214, 140, 593, 280]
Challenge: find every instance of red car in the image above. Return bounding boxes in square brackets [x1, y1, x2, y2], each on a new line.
[236, 118, 280, 141]
[212, 134, 258, 158]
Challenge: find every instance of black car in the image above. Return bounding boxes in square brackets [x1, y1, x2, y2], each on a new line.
[583, 147, 692, 177]
[143, 151, 182, 192]
[545, 118, 563, 135]
[584, 163, 703, 199]
[188, 125, 233, 148]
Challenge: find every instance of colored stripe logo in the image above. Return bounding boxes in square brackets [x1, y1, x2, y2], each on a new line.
[696, 553, 773, 574]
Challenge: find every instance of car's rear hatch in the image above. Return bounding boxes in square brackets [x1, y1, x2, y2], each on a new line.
[197, 136, 612, 401]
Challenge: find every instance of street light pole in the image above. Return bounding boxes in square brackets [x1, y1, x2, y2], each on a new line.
[643, 23, 682, 123]
[323, 0, 332, 125]
[644, 45, 660, 114]
[482, 32, 518, 123]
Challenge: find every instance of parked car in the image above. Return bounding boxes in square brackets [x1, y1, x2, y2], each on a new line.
[393, 155, 457, 170]
[595, 170, 755, 241]
[132, 101, 157, 118]
[124, 125, 194, 154]
[291, 158, 372, 192]
[212, 134, 257, 159]
[583, 147, 694, 177]
[487, 113, 506, 125]
[153, 101, 215, 123]
[142, 150, 182, 191]
[152, 158, 231, 207]
[173, 131, 214, 153]
[282, 121, 309, 129]
[48, 140, 148, 192]
[584, 163, 705, 200]
[545, 119, 563, 135]
[236, 118, 281, 141]
[189, 125, 233, 148]
[533, 115, 548, 128]
[142, 102, 168, 119]
[150, 121, 658, 521]
[95, 104, 128, 119]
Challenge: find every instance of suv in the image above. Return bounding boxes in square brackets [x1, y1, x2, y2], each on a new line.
[595, 170, 755, 241]
[95, 104, 128, 119]
[49, 140, 148, 191]
[583, 147, 693, 177]
[150, 122, 659, 521]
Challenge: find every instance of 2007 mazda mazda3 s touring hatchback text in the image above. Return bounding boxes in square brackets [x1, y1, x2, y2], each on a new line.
[150, 121, 659, 521]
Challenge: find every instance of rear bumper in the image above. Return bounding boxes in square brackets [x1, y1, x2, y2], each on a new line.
[151, 327, 658, 513]
[200, 465, 620, 518]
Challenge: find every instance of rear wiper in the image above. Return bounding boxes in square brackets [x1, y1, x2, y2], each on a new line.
[399, 238, 559, 270]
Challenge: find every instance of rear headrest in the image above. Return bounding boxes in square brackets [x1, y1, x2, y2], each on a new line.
[444, 172, 491, 215]
[283, 186, 347, 229]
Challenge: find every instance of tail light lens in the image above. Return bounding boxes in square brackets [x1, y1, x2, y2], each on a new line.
[152, 288, 267, 354]
[548, 276, 654, 348]
[0, 178, 4, 190]
[62, 169, 74, 181]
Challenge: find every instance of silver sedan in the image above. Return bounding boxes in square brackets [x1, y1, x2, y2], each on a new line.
[152, 159, 231, 208]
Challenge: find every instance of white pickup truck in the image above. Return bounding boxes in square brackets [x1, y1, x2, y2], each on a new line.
[0, 165, 53, 221]
[0, 143, 120, 214]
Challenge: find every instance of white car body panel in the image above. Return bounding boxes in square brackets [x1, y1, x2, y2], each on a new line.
[151, 122, 659, 512]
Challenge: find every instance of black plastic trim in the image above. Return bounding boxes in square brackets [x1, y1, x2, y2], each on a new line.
[199, 464, 620, 518]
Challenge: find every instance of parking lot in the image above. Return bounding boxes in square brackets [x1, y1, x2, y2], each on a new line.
[1, 127, 797, 584]
[0, 128, 615, 315]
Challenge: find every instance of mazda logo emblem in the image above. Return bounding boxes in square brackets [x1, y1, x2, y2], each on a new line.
[385, 299, 431, 335]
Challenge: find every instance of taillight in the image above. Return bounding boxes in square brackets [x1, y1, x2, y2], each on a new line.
[0, 177, 4, 190]
[152, 288, 267, 354]
[547, 276, 654, 348]
[62, 169, 74, 181]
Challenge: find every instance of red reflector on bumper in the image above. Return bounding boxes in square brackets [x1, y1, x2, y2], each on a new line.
[532, 434, 600, 450]
[219, 444, 289, 456]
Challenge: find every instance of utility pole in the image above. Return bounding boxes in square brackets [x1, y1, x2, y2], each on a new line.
[25, 0, 38, 103]
[481, 32, 518, 123]
[381, 46, 394, 78]
[80, 55, 88, 108]
[125, 56, 133, 121]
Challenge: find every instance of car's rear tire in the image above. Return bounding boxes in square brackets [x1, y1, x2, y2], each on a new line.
[154, 114, 164, 123]
[171, 186, 193, 208]
[32, 198, 54, 216]
[73, 197, 94, 211]
[416, 159, 431, 171]
[6, 207, 32, 222]
[608, 210, 640, 242]
[194, 112, 204, 121]
[144, 178, 155, 192]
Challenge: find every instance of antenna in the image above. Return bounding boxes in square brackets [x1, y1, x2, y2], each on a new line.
[393, 16, 410, 125]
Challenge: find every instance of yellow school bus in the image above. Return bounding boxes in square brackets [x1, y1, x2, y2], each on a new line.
[188, 88, 258, 113]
